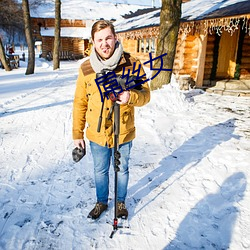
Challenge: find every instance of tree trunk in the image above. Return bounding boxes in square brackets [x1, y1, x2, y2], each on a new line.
[22, 0, 35, 75]
[53, 0, 61, 70]
[0, 37, 11, 71]
[150, 0, 182, 90]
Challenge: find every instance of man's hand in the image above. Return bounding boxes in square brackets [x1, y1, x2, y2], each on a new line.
[72, 139, 86, 162]
[116, 91, 130, 105]
[74, 139, 85, 149]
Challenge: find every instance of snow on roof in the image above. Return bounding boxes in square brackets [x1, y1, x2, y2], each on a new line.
[30, 0, 151, 20]
[114, 8, 160, 32]
[40, 27, 92, 39]
[182, 0, 250, 21]
[114, 0, 250, 33]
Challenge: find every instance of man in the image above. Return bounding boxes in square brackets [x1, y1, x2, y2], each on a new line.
[72, 20, 150, 220]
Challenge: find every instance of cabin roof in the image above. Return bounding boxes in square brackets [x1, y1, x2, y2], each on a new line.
[182, 0, 250, 21]
[40, 27, 91, 39]
[115, 0, 250, 33]
[115, 8, 160, 33]
[30, 0, 151, 20]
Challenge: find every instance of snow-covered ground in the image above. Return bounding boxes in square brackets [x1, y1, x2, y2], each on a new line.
[0, 50, 250, 250]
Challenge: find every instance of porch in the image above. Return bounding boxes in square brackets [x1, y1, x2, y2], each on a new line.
[205, 79, 250, 97]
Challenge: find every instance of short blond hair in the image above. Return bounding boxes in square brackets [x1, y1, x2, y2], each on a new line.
[91, 20, 116, 40]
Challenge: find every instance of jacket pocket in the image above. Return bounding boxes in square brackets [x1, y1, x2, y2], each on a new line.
[120, 106, 134, 133]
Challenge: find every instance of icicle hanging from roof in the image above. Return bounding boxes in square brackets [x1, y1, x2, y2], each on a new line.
[117, 15, 250, 39]
[179, 15, 250, 37]
[242, 16, 250, 36]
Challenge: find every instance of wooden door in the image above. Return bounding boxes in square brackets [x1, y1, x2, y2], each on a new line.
[216, 30, 239, 78]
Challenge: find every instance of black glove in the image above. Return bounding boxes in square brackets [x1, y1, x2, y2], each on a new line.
[72, 146, 86, 162]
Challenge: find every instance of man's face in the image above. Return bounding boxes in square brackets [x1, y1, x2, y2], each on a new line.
[93, 27, 117, 60]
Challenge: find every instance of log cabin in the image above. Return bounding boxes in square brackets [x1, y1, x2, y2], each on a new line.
[31, 18, 91, 60]
[115, 0, 250, 94]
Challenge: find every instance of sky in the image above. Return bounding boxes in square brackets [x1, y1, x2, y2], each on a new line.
[0, 48, 249, 249]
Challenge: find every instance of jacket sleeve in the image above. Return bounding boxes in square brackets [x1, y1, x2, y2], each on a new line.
[72, 68, 88, 140]
[128, 82, 150, 107]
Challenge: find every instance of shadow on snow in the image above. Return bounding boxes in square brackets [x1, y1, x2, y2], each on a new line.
[127, 118, 243, 248]
[128, 118, 239, 213]
[164, 172, 247, 249]
[0, 100, 73, 117]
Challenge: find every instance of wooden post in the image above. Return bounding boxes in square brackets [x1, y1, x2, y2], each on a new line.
[195, 33, 207, 88]
[155, 38, 158, 54]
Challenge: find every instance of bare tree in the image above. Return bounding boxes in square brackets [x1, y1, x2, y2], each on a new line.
[150, 0, 182, 90]
[22, 0, 35, 75]
[0, 0, 24, 37]
[0, 0, 23, 71]
[29, 0, 47, 8]
[0, 37, 11, 71]
[53, 0, 61, 70]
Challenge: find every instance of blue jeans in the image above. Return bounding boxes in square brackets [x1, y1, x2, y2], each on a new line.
[90, 141, 132, 205]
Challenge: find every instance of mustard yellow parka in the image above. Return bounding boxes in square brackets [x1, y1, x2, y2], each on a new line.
[72, 52, 150, 148]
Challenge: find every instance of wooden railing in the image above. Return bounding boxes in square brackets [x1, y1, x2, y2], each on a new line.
[46, 51, 84, 61]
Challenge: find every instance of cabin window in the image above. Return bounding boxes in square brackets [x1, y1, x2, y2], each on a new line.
[137, 38, 156, 54]
[150, 38, 155, 53]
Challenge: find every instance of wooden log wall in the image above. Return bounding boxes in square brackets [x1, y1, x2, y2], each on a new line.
[120, 39, 137, 55]
[61, 38, 74, 52]
[120, 38, 156, 65]
[72, 38, 88, 55]
[173, 34, 199, 80]
[41, 37, 87, 58]
[184, 35, 198, 79]
[173, 34, 185, 74]
[32, 18, 86, 29]
[41, 37, 53, 58]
